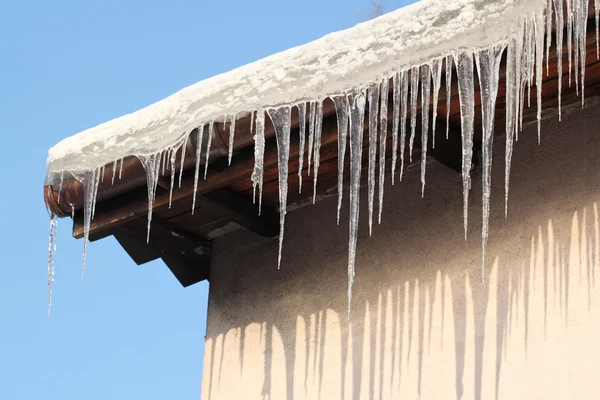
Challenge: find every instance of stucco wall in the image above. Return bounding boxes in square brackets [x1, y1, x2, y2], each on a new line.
[201, 97, 600, 400]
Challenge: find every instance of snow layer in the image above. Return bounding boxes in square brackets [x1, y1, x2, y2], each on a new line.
[47, 0, 545, 179]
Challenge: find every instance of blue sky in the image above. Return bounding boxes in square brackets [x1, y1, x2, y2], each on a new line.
[0, 0, 410, 398]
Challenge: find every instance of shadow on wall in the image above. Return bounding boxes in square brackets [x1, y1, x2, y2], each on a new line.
[202, 101, 600, 400]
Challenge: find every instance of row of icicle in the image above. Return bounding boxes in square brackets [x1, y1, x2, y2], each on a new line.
[48, 0, 599, 315]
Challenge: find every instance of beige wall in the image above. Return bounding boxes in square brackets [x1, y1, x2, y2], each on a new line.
[201, 97, 600, 400]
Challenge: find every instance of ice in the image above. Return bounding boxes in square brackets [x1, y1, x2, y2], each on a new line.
[312, 102, 324, 204]
[534, 12, 544, 143]
[228, 114, 236, 166]
[367, 83, 380, 236]
[58, 171, 64, 204]
[90, 167, 100, 221]
[168, 146, 176, 208]
[178, 138, 186, 188]
[119, 158, 124, 180]
[267, 106, 292, 268]
[111, 161, 117, 186]
[204, 122, 214, 179]
[545, 0, 553, 75]
[297, 103, 307, 194]
[192, 124, 205, 214]
[307, 102, 316, 176]
[333, 96, 349, 224]
[431, 58, 442, 149]
[455, 50, 475, 240]
[400, 70, 408, 181]
[567, 0, 573, 87]
[47, 213, 57, 315]
[420, 64, 432, 198]
[554, 0, 564, 120]
[347, 91, 366, 316]
[504, 20, 524, 218]
[445, 55, 453, 140]
[378, 78, 389, 224]
[579, 0, 589, 107]
[139, 153, 161, 243]
[251, 112, 266, 212]
[594, 0, 600, 58]
[391, 73, 401, 184]
[476, 43, 505, 281]
[409, 66, 420, 163]
[78, 168, 98, 278]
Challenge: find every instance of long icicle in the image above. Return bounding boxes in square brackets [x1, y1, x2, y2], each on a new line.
[333, 96, 349, 224]
[534, 11, 544, 144]
[347, 91, 366, 318]
[399, 70, 409, 181]
[596, 0, 599, 59]
[409, 66, 420, 163]
[378, 78, 389, 224]
[554, 0, 564, 121]
[476, 43, 505, 282]
[80, 170, 94, 279]
[445, 55, 453, 140]
[545, 0, 553, 76]
[431, 58, 442, 149]
[580, 0, 589, 107]
[204, 122, 214, 179]
[47, 213, 57, 315]
[367, 83, 380, 236]
[297, 103, 307, 194]
[267, 107, 292, 269]
[312, 101, 324, 204]
[505, 19, 524, 218]
[252, 111, 266, 213]
[192, 124, 205, 214]
[420, 64, 432, 198]
[455, 50, 475, 240]
[307, 102, 316, 176]
[139, 153, 161, 244]
[391, 72, 401, 184]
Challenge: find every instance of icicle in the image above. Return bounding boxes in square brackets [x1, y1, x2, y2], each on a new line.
[47, 213, 57, 315]
[367, 83, 380, 236]
[192, 124, 205, 214]
[57, 171, 64, 204]
[204, 121, 214, 179]
[249, 110, 255, 135]
[554, 0, 564, 120]
[297, 103, 307, 194]
[161, 150, 167, 176]
[178, 138, 187, 188]
[399, 71, 408, 181]
[573, 0, 580, 96]
[378, 78, 389, 224]
[420, 64, 432, 198]
[168, 147, 177, 209]
[534, 12, 544, 144]
[567, 0, 574, 87]
[593, 0, 600, 59]
[111, 161, 117, 186]
[307, 102, 316, 176]
[251, 111, 266, 213]
[445, 55, 453, 140]
[119, 158, 124, 180]
[80, 169, 97, 278]
[391, 73, 400, 184]
[333, 96, 349, 224]
[312, 101, 324, 204]
[90, 167, 101, 221]
[347, 91, 366, 317]
[455, 50, 475, 240]
[431, 58, 442, 149]
[476, 43, 505, 282]
[580, 0, 589, 107]
[267, 107, 291, 269]
[525, 18, 534, 108]
[138, 153, 161, 243]
[505, 21, 524, 218]
[409, 66, 420, 163]
[228, 114, 237, 166]
[100, 165, 105, 183]
[545, 0, 553, 76]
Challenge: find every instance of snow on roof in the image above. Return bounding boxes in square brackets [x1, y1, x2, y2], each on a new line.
[46, 0, 545, 179]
